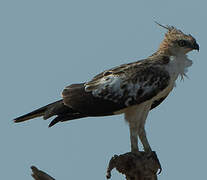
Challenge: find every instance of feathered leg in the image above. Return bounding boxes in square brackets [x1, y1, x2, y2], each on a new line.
[138, 127, 152, 153]
[128, 122, 139, 152]
[137, 103, 152, 153]
[125, 106, 140, 153]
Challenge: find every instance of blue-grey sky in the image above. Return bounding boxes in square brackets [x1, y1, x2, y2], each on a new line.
[1, 0, 206, 179]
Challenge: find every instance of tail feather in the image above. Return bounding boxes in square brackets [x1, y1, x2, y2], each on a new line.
[14, 106, 47, 123]
[48, 113, 87, 127]
[14, 100, 87, 127]
[14, 100, 64, 123]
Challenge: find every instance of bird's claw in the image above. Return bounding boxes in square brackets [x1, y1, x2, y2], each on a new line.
[146, 151, 162, 174]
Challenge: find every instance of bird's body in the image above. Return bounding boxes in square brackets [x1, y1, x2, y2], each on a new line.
[14, 24, 199, 154]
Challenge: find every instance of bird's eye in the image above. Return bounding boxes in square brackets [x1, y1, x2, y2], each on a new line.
[178, 40, 187, 47]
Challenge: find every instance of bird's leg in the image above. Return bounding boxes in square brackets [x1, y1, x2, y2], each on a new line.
[125, 106, 142, 155]
[136, 103, 152, 154]
[138, 127, 152, 154]
[129, 123, 139, 153]
[138, 127, 162, 172]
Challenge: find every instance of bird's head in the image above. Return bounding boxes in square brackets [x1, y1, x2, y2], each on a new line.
[156, 22, 199, 56]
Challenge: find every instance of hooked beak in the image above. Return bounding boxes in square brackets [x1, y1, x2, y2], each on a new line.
[192, 42, 199, 51]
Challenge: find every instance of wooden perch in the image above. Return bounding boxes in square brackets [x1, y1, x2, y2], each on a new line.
[30, 151, 161, 180]
[106, 151, 162, 180]
[31, 166, 55, 180]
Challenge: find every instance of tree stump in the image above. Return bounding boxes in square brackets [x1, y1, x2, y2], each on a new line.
[106, 151, 162, 180]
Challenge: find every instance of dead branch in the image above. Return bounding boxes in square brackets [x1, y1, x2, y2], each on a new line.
[30, 151, 161, 180]
[31, 166, 55, 180]
[106, 151, 161, 180]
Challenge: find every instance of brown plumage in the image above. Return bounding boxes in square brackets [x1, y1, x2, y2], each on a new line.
[14, 83, 167, 127]
[14, 23, 199, 154]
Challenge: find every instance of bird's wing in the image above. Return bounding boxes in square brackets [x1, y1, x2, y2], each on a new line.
[62, 59, 170, 116]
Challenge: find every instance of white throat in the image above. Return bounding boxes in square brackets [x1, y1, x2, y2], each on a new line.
[166, 53, 193, 81]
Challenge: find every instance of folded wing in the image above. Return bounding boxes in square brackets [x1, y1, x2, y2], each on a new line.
[62, 60, 170, 115]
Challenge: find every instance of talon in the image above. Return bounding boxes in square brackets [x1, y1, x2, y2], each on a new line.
[151, 151, 162, 174]
[145, 151, 162, 174]
[157, 166, 162, 175]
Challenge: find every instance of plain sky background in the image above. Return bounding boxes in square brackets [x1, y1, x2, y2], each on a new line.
[1, 0, 206, 179]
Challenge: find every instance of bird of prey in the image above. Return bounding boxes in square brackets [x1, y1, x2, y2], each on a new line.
[14, 23, 199, 155]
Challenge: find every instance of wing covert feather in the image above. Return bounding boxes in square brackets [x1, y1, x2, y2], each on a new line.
[85, 60, 170, 107]
[62, 58, 170, 115]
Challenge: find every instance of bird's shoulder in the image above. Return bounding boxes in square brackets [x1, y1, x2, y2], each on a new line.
[84, 56, 171, 106]
[85, 55, 170, 91]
